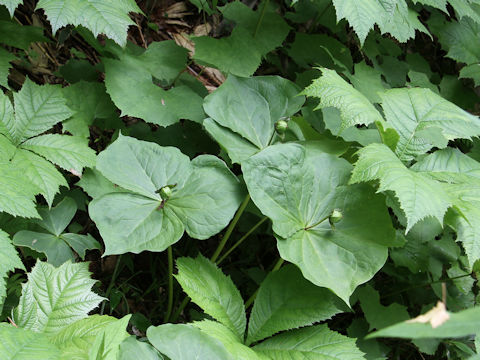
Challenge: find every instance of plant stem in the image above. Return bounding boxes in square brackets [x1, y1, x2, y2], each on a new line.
[253, 0, 270, 38]
[163, 246, 174, 323]
[172, 194, 251, 322]
[210, 194, 250, 263]
[304, 214, 330, 230]
[100, 255, 122, 315]
[245, 258, 284, 308]
[217, 216, 269, 265]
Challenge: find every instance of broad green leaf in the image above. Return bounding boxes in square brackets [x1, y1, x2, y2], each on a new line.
[303, 68, 383, 132]
[63, 81, 118, 138]
[459, 63, 480, 87]
[347, 61, 386, 104]
[0, 230, 24, 301]
[0, 47, 15, 88]
[194, 320, 262, 360]
[90, 135, 242, 255]
[10, 149, 67, 206]
[51, 315, 119, 359]
[350, 143, 452, 231]
[193, 1, 290, 77]
[14, 261, 104, 335]
[0, 0, 22, 16]
[13, 231, 74, 266]
[76, 168, 123, 199]
[413, 0, 447, 11]
[3, 79, 74, 145]
[0, 20, 49, 50]
[37, 197, 77, 236]
[104, 41, 204, 126]
[0, 160, 41, 218]
[147, 324, 235, 360]
[253, 324, 365, 359]
[119, 336, 163, 360]
[176, 255, 246, 340]
[36, 0, 142, 46]
[243, 143, 395, 303]
[380, 88, 480, 161]
[21, 134, 96, 174]
[0, 323, 60, 359]
[356, 285, 410, 331]
[204, 75, 304, 163]
[247, 264, 347, 345]
[89, 314, 131, 360]
[368, 305, 480, 339]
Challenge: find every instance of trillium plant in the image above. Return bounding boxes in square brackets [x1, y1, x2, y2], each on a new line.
[0, 0, 480, 359]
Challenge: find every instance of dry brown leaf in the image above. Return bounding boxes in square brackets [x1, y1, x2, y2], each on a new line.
[406, 301, 450, 328]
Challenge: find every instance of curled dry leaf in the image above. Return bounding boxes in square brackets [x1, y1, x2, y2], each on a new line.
[406, 301, 450, 328]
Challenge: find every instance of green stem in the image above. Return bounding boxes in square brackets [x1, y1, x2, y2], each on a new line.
[304, 213, 330, 231]
[253, 0, 270, 38]
[172, 194, 251, 322]
[100, 255, 122, 315]
[210, 194, 250, 263]
[217, 217, 269, 265]
[245, 258, 284, 308]
[163, 246, 174, 323]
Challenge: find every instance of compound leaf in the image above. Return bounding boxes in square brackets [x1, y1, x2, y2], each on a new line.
[176, 255, 246, 340]
[0, 230, 24, 302]
[13, 261, 104, 335]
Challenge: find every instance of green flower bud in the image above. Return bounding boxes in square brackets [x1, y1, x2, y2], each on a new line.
[329, 209, 343, 225]
[159, 186, 173, 200]
[275, 120, 288, 135]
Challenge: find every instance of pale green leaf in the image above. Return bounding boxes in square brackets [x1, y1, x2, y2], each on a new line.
[36, 0, 142, 46]
[380, 88, 480, 161]
[76, 168, 123, 199]
[176, 255, 246, 340]
[21, 134, 96, 174]
[368, 305, 480, 339]
[204, 75, 304, 163]
[10, 149, 67, 206]
[4, 79, 74, 144]
[0, 324, 60, 360]
[253, 324, 365, 359]
[303, 68, 383, 131]
[243, 142, 395, 303]
[104, 41, 204, 126]
[0, 230, 24, 301]
[0, 47, 15, 87]
[459, 63, 480, 87]
[247, 265, 347, 345]
[90, 135, 242, 255]
[119, 336, 163, 360]
[14, 261, 104, 335]
[413, 0, 447, 11]
[0, 0, 22, 16]
[350, 143, 452, 231]
[37, 197, 77, 236]
[89, 314, 131, 360]
[194, 320, 262, 360]
[147, 324, 235, 360]
[346, 61, 386, 104]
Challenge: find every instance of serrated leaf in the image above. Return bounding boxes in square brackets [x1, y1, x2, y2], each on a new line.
[350, 143, 452, 231]
[3, 79, 74, 145]
[0, 20, 49, 50]
[176, 255, 246, 340]
[36, 0, 142, 46]
[368, 305, 480, 339]
[0, 324, 61, 360]
[13, 261, 104, 335]
[194, 320, 262, 360]
[21, 134, 96, 174]
[243, 142, 395, 303]
[89, 134, 243, 255]
[0, 0, 22, 16]
[380, 88, 480, 161]
[104, 41, 204, 126]
[303, 68, 383, 132]
[147, 324, 235, 360]
[459, 63, 480, 87]
[0, 47, 15, 88]
[413, 0, 447, 11]
[89, 314, 131, 360]
[247, 265, 347, 345]
[204, 75, 304, 163]
[0, 230, 24, 301]
[253, 324, 365, 359]
[10, 149, 67, 206]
